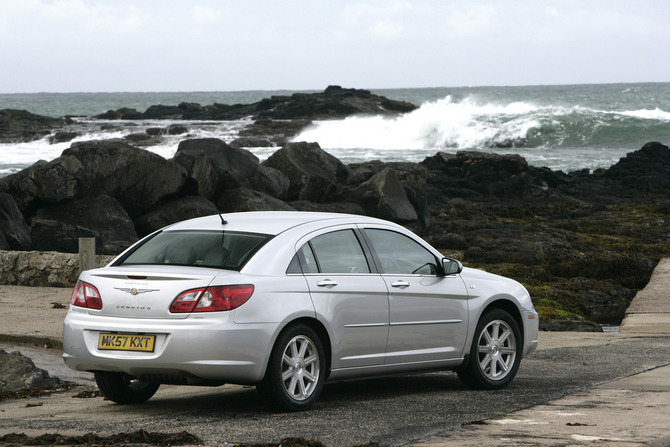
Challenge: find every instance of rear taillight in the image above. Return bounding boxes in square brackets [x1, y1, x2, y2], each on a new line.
[170, 285, 254, 313]
[71, 280, 102, 310]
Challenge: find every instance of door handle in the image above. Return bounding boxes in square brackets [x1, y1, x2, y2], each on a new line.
[391, 280, 410, 288]
[316, 279, 338, 287]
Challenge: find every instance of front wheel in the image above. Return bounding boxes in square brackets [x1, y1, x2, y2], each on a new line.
[94, 371, 159, 404]
[257, 324, 325, 411]
[457, 309, 522, 389]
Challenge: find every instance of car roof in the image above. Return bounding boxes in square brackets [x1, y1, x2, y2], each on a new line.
[162, 211, 393, 236]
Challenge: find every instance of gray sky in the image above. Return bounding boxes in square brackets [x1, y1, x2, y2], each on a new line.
[2, 0, 669, 93]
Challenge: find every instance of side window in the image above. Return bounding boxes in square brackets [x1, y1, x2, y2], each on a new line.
[365, 229, 438, 275]
[287, 244, 319, 274]
[309, 230, 371, 274]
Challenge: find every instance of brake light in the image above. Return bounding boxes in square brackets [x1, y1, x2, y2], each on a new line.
[71, 280, 102, 310]
[170, 285, 254, 313]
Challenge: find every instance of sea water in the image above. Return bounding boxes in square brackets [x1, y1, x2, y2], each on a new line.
[1, 83, 669, 177]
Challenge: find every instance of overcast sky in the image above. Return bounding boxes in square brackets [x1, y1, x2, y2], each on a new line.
[1, 0, 669, 93]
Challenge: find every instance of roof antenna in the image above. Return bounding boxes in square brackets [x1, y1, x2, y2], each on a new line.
[215, 206, 228, 225]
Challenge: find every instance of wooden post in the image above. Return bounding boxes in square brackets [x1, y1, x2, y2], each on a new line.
[79, 237, 96, 275]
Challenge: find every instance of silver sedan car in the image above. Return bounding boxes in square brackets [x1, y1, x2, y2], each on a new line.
[63, 211, 538, 411]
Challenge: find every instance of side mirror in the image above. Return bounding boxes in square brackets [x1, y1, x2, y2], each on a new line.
[441, 258, 463, 276]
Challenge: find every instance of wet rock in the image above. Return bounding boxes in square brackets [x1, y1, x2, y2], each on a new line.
[421, 151, 559, 203]
[62, 140, 192, 218]
[253, 85, 417, 120]
[604, 141, 670, 194]
[134, 195, 219, 237]
[124, 132, 161, 146]
[263, 142, 348, 202]
[0, 109, 69, 143]
[0, 430, 201, 446]
[48, 131, 79, 143]
[238, 119, 311, 146]
[167, 124, 188, 135]
[0, 193, 31, 250]
[230, 136, 275, 148]
[289, 200, 365, 215]
[173, 138, 289, 199]
[0, 349, 61, 393]
[217, 188, 295, 213]
[344, 167, 418, 223]
[347, 161, 429, 226]
[540, 320, 604, 332]
[30, 195, 138, 254]
[0, 155, 87, 216]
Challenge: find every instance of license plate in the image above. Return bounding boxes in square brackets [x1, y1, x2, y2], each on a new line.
[97, 333, 156, 352]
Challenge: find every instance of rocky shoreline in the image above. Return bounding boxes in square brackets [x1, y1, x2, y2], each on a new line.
[1, 87, 669, 328]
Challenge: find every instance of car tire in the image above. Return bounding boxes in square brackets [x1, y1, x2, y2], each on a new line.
[257, 324, 326, 411]
[457, 309, 522, 390]
[94, 371, 160, 404]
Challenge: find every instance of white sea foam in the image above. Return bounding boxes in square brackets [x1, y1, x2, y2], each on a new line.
[294, 95, 559, 152]
[2, 85, 670, 176]
[617, 108, 670, 121]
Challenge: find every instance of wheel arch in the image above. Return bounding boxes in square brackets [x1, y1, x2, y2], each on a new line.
[272, 317, 332, 379]
[480, 298, 524, 341]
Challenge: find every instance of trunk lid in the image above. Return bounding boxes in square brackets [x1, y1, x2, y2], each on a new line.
[81, 266, 233, 319]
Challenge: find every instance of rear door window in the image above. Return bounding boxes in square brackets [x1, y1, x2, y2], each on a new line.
[298, 229, 371, 274]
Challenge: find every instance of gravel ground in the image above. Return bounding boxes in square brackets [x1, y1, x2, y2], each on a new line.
[1, 333, 669, 446]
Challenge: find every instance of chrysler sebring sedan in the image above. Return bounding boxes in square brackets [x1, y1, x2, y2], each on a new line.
[63, 211, 538, 411]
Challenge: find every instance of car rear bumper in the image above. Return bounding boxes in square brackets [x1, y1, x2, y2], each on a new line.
[62, 310, 277, 384]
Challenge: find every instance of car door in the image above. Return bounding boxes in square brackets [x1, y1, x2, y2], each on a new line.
[294, 227, 390, 369]
[361, 227, 469, 364]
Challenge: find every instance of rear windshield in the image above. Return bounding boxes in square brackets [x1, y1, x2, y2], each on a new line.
[116, 230, 272, 271]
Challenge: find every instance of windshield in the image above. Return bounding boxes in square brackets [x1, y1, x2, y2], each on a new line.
[116, 230, 272, 271]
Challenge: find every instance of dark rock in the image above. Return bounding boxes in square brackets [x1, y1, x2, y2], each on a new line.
[167, 124, 188, 135]
[230, 137, 275, 148]
[145, 127, 163, 136]
[0, 109, 69, 143]
[289, 200, 365, 215]
[124, 132, 161, 146]
[178, 102, 202, 112]
[421, 151, 556, 203]
[0, 155, 86, 216]
[134, 196, 219, 237]
[48, 131, 79, 143]
[237, 119, 311, 146]
[0, 349, 61, 392]
[343, 167, 418, 223]
[217, 188, 295, 213]
[96, 87, 416, 123]
[0, 193, 31, 250]
[62, 140, 192, 218]
[142, 104, 184, 119]
[263, 142, 348, 202]
[30, 195, 137, 254]
[464, 237, 566, 266]
[604, 142, 670, 194]
[173, 138, 289, 199]
[94, 108, 142, 120]
[540, 320, 604, 332]
[145, 125, 187, 136]
[425, 232, 468, 250]
[253, 85, 417, 120]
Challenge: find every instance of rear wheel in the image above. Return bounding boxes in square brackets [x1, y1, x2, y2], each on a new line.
[457, 309, 522, 389]
[257, 324, 325, 411]
[94, 371, 159, 404]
